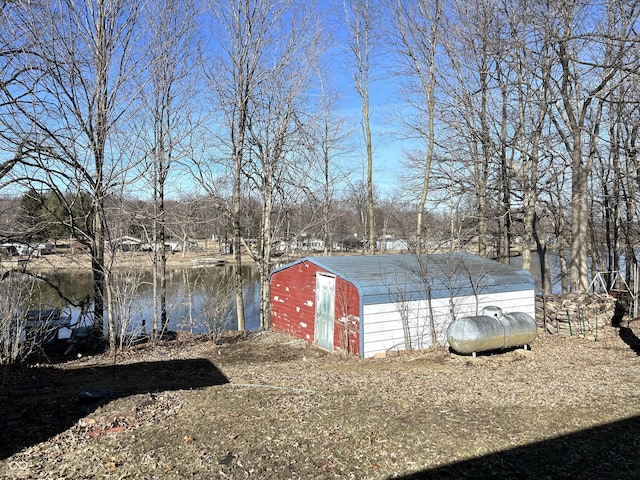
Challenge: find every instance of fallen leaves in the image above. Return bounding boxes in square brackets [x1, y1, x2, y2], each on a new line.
[3, 328, 640, 479]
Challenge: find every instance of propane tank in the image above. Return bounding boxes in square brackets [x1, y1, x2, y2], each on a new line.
[446, 306, 536, 355]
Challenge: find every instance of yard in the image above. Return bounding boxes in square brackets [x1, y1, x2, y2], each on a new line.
[2, 323, 640, 479]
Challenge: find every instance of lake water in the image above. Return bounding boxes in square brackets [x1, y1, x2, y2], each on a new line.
[36, 264, 261, 337]
[508, 252, 564, 295]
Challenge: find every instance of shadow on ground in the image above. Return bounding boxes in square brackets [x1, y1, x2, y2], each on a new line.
[0, 358, 228, 459]
[618, 325, 640, 355]
[612, 300, 640, 355]
[391, 414, 640, 480]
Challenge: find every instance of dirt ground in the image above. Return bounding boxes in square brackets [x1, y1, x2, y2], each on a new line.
[3, 323, 640, 480]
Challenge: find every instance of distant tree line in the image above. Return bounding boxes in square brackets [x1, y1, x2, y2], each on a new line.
[1, 190, 456, 252]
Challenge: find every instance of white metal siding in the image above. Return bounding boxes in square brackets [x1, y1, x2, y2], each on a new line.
[362, 289, 535, 358]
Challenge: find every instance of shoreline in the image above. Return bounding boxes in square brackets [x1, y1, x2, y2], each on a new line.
[1, 251, 242, 273]
[0, 248, 317, 274]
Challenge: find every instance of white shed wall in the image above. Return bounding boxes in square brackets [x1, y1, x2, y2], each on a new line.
[361, 289, 535, 358]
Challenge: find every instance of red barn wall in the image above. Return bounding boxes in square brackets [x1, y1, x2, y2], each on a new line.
[333, 276, 360, 355]
[270, 260, 361, 355]
[270, 261, 318, 342]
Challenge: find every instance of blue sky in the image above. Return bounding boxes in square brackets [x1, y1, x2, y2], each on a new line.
[0, 0, 411, 203]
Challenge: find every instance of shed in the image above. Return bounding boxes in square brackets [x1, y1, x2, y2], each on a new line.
[269, 253, 536, 358]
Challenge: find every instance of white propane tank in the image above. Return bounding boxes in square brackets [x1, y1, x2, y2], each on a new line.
[446, 306, 537, 355]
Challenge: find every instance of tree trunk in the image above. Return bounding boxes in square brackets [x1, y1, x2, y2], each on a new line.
[477, 59, 489, 258]
[233, 148, 245, 331]
[364, 100, 375, 255]
[92, 203, 107, 352]
[533, 213, 552, 296]
[152, 219, 159, 337]
[570, 154, 590, 292]
[323, 154, 331, 256]
[259, 188, 273, 330]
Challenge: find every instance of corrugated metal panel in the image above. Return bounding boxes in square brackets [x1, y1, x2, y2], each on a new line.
[270, 258, 363, 355]
[289, 253, 534, 306]
[361, 289, 535, 358]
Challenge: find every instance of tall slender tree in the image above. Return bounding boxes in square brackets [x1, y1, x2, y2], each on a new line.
[388, 0, 443, 254]
[344, 0, 379, 255]
[311, 71, 351, 256]
[548, 0, 640, 292]
[206, 0, 321, 330]
[205, 0, 262, 331]
[141, 0, 200, 337]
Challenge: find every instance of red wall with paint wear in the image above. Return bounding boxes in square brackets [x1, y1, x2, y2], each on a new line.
[332, 276, 360, 355]
[270, 260, 360, 355]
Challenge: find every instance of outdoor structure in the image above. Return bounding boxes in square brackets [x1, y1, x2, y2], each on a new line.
[269, 253, 536, 358]
[111, 236, 143, 252]
[377, 237, 409, 252]
[447, 305, 537, 356]
[0, 242, 32, 256]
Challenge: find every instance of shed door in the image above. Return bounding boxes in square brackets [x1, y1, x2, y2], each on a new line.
[315, 273, 335, 351]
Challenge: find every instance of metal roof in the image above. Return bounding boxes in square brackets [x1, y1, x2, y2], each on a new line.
[273, 253, 534, 306]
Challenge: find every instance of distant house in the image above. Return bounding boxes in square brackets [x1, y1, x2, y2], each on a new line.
[162, 241, 180, 253]
[275, 237, 324, 253]
[112, 236, 143, 252]
[377, 237, 409, 251]
[274, 239, 288, 252]
[35, 243, 53, 255]
[270, 253, 535, 358]
[301, 238, 324, 252]
[182, 240, 199, 252]
[163, 240, 198, 253]
[1, 243, 33, 256]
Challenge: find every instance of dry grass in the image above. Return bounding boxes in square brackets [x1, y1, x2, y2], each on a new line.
[2, 326, 640, 479]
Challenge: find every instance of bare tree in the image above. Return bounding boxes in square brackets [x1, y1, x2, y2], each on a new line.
[140, 0, 201, 337]
[0, 272, 44, 364]
[194, 268, 235, 344]
[244, 9, 322, 330]
[548, 0, 640, 292]
[344, 0, 380, 255]
[440, 0, 502, 258]
[1, 0, 145, 353]
[204, 0, 264, 331]
[105, 264, 146, 350]
[388, 0, 443, 255]
[496, 0, 554, 292]
[206, 0, 322, 330]
[614, 83, 640, 286]
[0, 2, 29, 187]
[310, 71, 352, 256]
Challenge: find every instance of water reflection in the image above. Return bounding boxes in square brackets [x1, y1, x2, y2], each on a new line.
[510, 251, 638, 296]
[508, 252, 564, 295]
[35, 264, 261, 336]
[28, 252, 574, 338]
